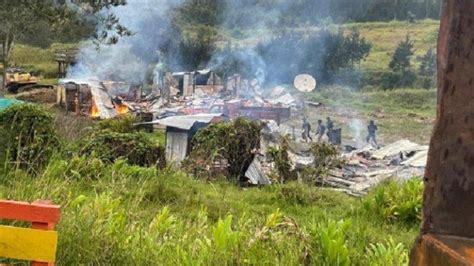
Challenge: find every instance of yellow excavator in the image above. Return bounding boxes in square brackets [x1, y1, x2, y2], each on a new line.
[5, 68, 53, 93]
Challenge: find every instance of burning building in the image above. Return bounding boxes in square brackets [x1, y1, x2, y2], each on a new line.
[57, 80, 137, 118]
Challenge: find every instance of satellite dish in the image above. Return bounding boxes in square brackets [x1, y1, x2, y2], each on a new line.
[294, 74, 317, 92]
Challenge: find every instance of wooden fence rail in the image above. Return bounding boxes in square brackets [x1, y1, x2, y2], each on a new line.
[0, 200, 60, 266]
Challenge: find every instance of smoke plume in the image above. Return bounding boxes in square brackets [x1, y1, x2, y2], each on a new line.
[67, 0, 182, 83]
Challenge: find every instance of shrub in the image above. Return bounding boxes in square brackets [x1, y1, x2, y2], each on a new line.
[267, 135, 293, 183]
[184, 118, 262, 182]
[366, 237, 409, 266]
[79, 131, 165, 168]
[302, 143, 343, 185]
[0, 104, 59, 174]
[96, 115, 139, 133]
[77, 116, 165, 168]
[363, 178, 423, 225]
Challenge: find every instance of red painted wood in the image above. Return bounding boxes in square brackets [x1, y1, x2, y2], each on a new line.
[0, 200, 60, 224]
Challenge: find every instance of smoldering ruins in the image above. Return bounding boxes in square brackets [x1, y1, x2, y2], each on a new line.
[54, 0, 429, 192]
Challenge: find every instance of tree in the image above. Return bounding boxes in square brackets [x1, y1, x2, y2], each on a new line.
[418, 48, 437, 89]
[383, 34, 417, 89]
[389, 35, 415, 72]
[0, 0, 129, 94]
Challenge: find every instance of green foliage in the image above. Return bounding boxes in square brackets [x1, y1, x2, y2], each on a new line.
[312, 219, 352, 266]
[366, 237, 409, 266]
[381, 34, 417, 89]
[256, 29, 372, 84]
[78, 116, 165, 168]
[267, 136, 293, 183]
[363, 178, 423, 225]
[302, 143, 343, 185]
[79, 131, 165, 168]
[96, 115, 139, 133]
[390, 35, 415, 72]
[0, 104, 59, 174]
[0, 155, 420, 265]
[213, 215, 240, 256]
[184, 118, 262, 181]
[417, 48, 437, 89]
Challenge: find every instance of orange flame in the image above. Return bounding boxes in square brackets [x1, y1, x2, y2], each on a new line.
[116, 104, 129, 114]
[90, 98, 100, 118]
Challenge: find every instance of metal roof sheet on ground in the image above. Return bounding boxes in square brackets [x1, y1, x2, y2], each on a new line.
[371, 139, 425, 160]
[245, 157, 271, 185]
[401, 149, 428, 167]
[90, 86, 117, 119]
[148, 113, 224, 130]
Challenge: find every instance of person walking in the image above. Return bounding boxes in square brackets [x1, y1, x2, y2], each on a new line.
[316, 119, 326, 142]
[302, 117, 313, 142]
[367, 120, 378, 147]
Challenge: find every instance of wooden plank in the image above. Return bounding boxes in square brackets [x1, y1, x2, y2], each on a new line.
[0, 200, 60, 224]
[0, 225, 58, 262]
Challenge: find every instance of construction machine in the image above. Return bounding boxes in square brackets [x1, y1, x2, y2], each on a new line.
[5, 68, 53, 93]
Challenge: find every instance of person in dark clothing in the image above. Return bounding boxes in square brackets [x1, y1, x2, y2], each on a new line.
[326, 117, 334, 143]
[316, 119, 326, 142]
[367, 120, 378, 147]
[302, 117, 313, 142]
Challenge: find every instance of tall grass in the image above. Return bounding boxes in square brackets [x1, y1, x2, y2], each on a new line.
[0, 155, 420, 265]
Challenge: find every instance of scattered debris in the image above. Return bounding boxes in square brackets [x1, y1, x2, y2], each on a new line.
[245, 157, 272, 185]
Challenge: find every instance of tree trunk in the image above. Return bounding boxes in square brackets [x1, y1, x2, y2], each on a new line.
[1, 33, 14, 97]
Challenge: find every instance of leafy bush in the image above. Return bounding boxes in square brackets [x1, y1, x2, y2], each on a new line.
[79, 131, 165, 168]
[184, 118, 262, 182]
[363, 178, 423, 225]
[0, 104, 59, 174]
[267, 136, 293, 183]
[366, 237, 409, 266]
[312, 219, 352, 266]
[76, 116, 165, 168]
[96, 115, 139, 133]
[302, 143, 343, 185]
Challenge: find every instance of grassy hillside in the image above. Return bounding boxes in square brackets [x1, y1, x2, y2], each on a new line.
[345, 20, 440, 73]
[9, 43, 78, 84]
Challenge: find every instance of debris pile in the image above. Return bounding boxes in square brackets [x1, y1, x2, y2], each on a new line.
[57, 71, 296, 126]
[324, 139, 427, 196]
[256, 121, 427, 195]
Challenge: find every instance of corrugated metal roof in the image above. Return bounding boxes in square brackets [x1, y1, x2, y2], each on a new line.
[90, 86, 117, 119]
[245, 157, 271, 185]
[371, 139, 427, 160]
[150, 113, 223, 130]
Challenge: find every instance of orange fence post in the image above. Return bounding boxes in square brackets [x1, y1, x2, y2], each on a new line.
[0, 200, 61, 265]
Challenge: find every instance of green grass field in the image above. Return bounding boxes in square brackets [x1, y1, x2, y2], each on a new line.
[344, 20, 439, 73]
[0, 157, 420, 265]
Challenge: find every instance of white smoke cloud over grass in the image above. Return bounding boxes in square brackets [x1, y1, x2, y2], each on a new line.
[207, 0, 296, 86]
[67, 0, 182, 83]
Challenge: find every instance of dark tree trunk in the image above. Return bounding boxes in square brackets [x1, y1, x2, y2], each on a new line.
[411, 0, 474, 264]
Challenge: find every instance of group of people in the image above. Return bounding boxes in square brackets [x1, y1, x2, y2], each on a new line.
[302, 117, 378, 147]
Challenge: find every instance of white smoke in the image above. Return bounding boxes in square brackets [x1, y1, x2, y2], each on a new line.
[348, 118, 365, 148]
[67, 0, 182, 83]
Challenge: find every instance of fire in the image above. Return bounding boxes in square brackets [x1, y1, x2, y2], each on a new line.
[116, 104, 129, 114]
[90, 98, 100, 118]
